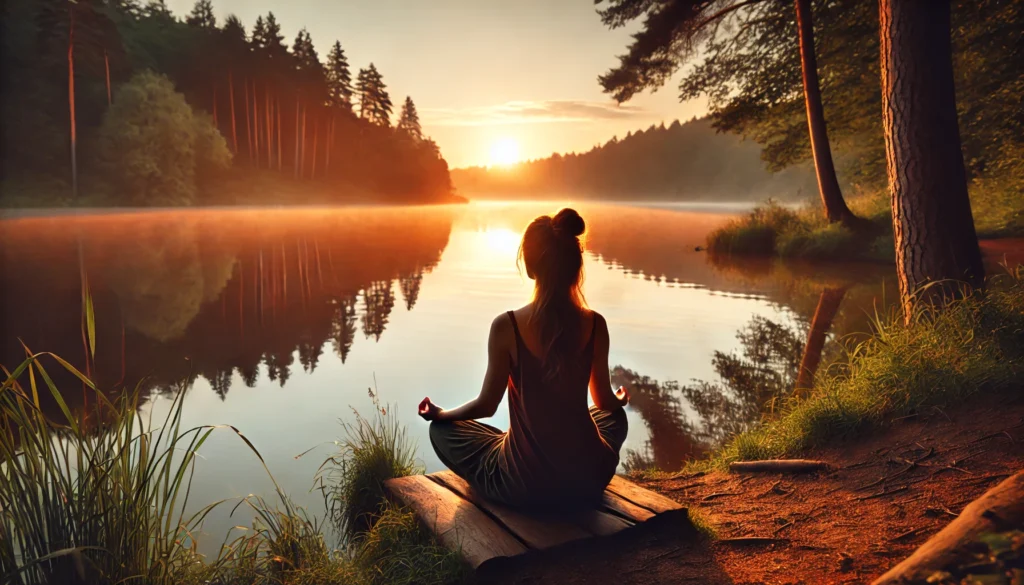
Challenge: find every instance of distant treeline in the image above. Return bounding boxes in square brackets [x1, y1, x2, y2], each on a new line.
[451, 117, 815, 201]
[0, 0, 456, 207]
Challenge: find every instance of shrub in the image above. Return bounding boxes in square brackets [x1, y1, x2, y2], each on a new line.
[97, 71, 230, 206]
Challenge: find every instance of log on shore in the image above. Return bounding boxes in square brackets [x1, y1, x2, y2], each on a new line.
[872, 470, 1024, 585]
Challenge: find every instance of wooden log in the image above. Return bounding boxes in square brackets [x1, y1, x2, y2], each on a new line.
[607, 476, 686, 514]
[729, 460, 829, 473]
[872, 471, 1024, 585]
[428, 471, 591, 549]
[385, 475, 526, 568]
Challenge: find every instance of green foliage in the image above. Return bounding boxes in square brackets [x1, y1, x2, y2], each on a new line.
[707, 199, 894, 262]
[700, 270, 1024, 470]
[319, 394, 421, 541]
[355, 504, 468, 585]
[97, 71, 230, 206]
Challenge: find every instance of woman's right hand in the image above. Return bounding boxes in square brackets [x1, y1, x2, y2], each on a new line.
[418, 397, 442, 421]
[615, 386, 631, 406]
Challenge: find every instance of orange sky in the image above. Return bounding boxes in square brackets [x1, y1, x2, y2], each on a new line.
[166, 0, 708, 168]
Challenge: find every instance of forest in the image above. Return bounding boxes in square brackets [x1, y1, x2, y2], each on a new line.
[0, 0, 457, 207]
[451, 117, 816, 201]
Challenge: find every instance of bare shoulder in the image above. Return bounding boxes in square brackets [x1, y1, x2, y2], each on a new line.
[588, 309, 607, 329]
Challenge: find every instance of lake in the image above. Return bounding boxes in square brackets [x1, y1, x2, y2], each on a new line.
[4, 201, 1007, 550]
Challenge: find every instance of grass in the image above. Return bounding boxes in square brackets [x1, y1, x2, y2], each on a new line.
[692, 267, 1024, 472]
[706, 197, 895, 263]
[0, 352, 464, 585]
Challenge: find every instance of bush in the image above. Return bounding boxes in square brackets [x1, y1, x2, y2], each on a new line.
[97, 71, 231, 206]
[707, 199, 894, 263]
[699, 270, 1024, 470]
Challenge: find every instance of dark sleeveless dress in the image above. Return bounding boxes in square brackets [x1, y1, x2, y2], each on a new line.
[429, 311, 628, 510]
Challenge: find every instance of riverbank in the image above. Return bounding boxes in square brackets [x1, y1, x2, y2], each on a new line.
[707, 187, 1024, 262]
[0, 169, 466, 210]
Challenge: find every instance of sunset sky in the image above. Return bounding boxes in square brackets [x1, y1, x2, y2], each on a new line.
[165, 0, 708, 168]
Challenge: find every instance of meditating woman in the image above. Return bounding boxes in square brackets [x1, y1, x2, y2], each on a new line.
[418, 208, 630, 510]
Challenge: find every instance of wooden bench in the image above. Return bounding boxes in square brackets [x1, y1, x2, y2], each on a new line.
[384, 471, 689, 569]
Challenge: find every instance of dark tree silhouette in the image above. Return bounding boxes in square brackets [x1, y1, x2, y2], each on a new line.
[397, 96, 423, 142]
[356, 64, 392, 127]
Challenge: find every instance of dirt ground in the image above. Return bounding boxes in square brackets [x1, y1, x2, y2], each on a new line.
[481, 394, 1024, 585]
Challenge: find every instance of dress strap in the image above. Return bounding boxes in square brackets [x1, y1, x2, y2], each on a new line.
[507, 310, 523, 345]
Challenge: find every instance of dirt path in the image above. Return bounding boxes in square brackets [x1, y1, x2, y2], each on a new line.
[482, 395, 1024, 584]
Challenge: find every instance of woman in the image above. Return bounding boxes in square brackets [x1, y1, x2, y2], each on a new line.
[418, 208, 629, 511]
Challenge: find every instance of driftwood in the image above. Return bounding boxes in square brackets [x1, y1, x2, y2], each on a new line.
[872, 470, 1024, 585]
[729, 459, 829, 473]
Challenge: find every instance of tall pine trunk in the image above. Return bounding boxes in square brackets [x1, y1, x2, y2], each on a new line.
[294, 99, 301, 179]
[879, 0, 984, 320]
[276, 99, 283, 172]
[325, 114, 334, 176]
[229, 72, 238, 153]
[311, 118, 319, 179]
[265, 89, 272, 168]
[68, 9, 78, 199]
[300, 107, 308, 180]
[104, 50, 111, 106]
[795, 0, 858, 226]
[252, 80, 261, 167]
[244, 78, 253, 162]
[212, 85, 218, 126]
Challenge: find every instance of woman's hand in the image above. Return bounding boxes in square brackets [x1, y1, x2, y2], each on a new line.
[615, 386, 631, 406]
[418, 397, 442, 421]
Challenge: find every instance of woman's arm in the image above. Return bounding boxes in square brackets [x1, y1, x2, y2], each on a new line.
[590, 313, 629, 410]
[424, 314, 512, 422]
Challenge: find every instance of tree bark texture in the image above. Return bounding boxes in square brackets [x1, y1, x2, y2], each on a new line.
[229, 72, 238, 153]
[795, 0, 856, 225]
[68, 10, 78, 199]
[879, 0, 984, 321]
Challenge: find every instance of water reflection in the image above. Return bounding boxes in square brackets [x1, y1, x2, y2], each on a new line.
[0, 208, 454, 413]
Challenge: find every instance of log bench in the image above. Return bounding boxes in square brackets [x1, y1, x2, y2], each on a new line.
[384, 471, 689, 569]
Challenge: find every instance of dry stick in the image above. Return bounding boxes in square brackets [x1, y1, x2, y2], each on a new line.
[855, 485, 909, 501]
[729, 460, 828, 473]
[718, 537, 789, 546]
[702, 492, 739, 502]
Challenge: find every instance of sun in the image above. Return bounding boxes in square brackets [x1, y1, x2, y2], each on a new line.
[489, 138, 520, 167]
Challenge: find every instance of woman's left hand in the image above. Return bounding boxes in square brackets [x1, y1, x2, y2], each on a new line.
[418, 397, 442, 421]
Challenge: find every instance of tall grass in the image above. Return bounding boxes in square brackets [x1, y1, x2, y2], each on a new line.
[318, 393, 421, 541]
[698, 268, 1024, 470]
[0, 354, 463, 584]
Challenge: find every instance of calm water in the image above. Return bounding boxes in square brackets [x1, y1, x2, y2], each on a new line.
[0, 201, 920, 548]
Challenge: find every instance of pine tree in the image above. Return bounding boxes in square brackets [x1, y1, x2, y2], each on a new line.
[262, 12, 287, 59]
[396, 96, 422, 141]
[185, 0, 216, 29]
[251, 16, 267, 48]
[357, 64, 392, 127]
[326, 41, 353, 112]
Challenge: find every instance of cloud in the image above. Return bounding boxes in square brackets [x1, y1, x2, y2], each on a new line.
[421, 100, 651, 126]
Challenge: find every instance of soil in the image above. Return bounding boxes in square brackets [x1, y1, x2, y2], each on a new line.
[481, 394, 1024, 585]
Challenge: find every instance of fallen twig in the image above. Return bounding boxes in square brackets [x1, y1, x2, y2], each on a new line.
[729, 459, 828, 473]
[718, 537, 789, 546]
[702, 492, 739, 501]
[855, 485, 909, 501]
[889, 526, 929, 543]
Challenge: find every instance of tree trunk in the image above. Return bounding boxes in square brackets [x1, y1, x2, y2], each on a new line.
[294, 100, 301, 179]
[795, 0, 858, 226]
[244, 78, 253, 162]
[311, 119, 319, 179]
[879, 0, 984, 321]
[325, 114, 334, 176]
[276, 98, 283, 172]
[68, 9, 78, 199]
[795, 286, 847, 394]
[300, 107, 308, 180]
[252, 80, 260, 167]
[265, 89, 272, 168]
[212, 85, 218, 126]
[104, 50, 111, 106]
[229, 72, 238, 153]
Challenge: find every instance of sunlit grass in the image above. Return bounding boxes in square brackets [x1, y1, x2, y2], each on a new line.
[693, 267, 1024, 471]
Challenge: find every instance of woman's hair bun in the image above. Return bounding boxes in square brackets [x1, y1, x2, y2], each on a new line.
[551, 208, 585, 238]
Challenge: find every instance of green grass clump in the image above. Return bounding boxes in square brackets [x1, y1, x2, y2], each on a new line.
[703, 270, 1024, 470]
[686, 508, 719, 541]
[706, 199, 894, 263]
[320, 396, 422, 541]
[355, 503, 468, 585]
